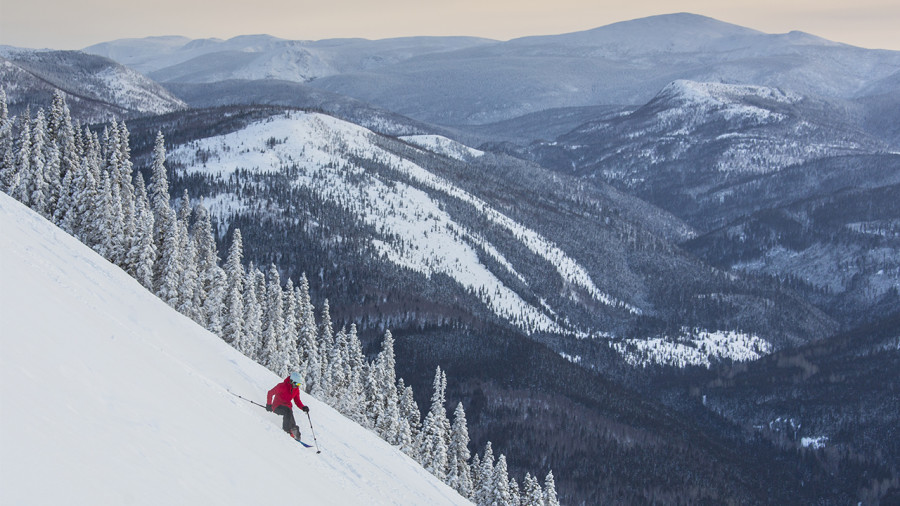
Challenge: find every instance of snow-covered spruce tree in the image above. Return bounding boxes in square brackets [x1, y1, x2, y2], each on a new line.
[10, 108, 33, 206]
[342, 324, 367, 424]
[372, 331, 401, 442]
[175, 191, 200, 320]
[509, 476, 521, 506]
[418, 366, 450, 480]
[241, 264, 264, 360]
[113, 121, 136, 260]
[26, 110, 48, 217]
[475, 442, 496, 506]
[148, 132, 181, 307]
[222, 228, 245, 348]
[193, 203, 221, 329]
[543, 471, 560, 506]
[448, 402, 473, 499]
[261, 264, 286, 375]
[296, 274, 320, 393]
[398, 378, 422, 452]
[0, 91, 17, 194]
[127, 174, 155, 290]
[313, 300, 335, 397]
[282, 278, 301, 374]
[492, 455, 513, 506]
[92, 171, 115, 259]
[523, 472, 545, 506]
[326, 326, 348, 404]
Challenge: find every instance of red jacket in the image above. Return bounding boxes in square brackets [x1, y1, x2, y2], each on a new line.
[267, 377, 306, 410]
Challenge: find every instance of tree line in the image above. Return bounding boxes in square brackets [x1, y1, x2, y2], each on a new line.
[0, 89, 560, 506]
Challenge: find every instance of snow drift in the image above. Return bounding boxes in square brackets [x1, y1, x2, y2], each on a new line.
[0, 192, 470, 506]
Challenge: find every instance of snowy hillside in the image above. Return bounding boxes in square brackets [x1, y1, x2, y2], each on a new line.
[167, 111, 635, 335]
[0, 192, 470, 506]
[538, 79, 887, 183]
[0, 49, 186, 121]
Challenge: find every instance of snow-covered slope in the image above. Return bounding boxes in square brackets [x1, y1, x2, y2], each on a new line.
[167, 111, 637, 335]
[0, 192, 470, 506]
[0, 49, 186, 121]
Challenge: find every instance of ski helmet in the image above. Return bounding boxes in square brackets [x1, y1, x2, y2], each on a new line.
[289, 371, 302, 386]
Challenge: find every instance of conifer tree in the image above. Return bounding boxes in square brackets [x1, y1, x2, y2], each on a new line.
[475, 442, 496, 506]
[509, 476, 521, 506]
[222, 228, 245, 347]
[127, 174, 155, 290]
[313, 299, 335, 396]
[282, 278, 300, 373]
[327, 326, 348, 402]
[93, 171, 114, 259]
[448, 402, 473, 499]
[296, 274, 320, 393]
[148, 132, 181, 306]
[104, 166, 126, 265]
[43, 142, 61, 219]
[493, 455, 512, 506]
[241, 264, 264, 360]
[419, 366, 450, 480]
[115, 121, 136, 248]
[0, 90, 15, 180]
[523, 473, 545, 506]
[397, 416, 416, 457]
[373, 331, 401, 442]
[398, 378, 421, 445]
[470, 453, 482, 498]
[9, 110, 32, 204]
[26, 110, 48, 217]
[262, 264, 286, 375]
[543, 471, 560, 506]
[0, 96, 17, 193]
[193, 203, 220, 328]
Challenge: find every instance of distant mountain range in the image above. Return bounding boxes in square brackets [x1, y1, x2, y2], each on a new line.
[79, 13, 900, 125]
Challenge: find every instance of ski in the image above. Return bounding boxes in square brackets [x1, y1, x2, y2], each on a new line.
[294, 439, 314, 448]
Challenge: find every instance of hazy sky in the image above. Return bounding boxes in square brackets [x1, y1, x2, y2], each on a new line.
[2, 0, 898, 50]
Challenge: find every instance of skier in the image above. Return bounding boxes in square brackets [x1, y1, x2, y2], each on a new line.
[266, 372, 310, 440]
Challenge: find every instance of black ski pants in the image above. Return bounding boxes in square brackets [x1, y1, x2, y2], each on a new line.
[273, 405, 297, 433]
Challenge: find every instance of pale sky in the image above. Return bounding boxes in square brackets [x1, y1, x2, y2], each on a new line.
[1, 0, 898, 51]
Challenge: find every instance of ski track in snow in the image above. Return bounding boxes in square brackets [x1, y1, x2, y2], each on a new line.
[170, 111, 642, 333]
[0, 192, 471, 506]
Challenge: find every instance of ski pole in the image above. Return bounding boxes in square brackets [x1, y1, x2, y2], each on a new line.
[228, 390, 267, 410]
[306, 411, 322, 454]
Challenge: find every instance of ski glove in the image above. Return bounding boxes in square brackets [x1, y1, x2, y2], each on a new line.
[302, 406, 310, 413]
[266, 404, 273, 412]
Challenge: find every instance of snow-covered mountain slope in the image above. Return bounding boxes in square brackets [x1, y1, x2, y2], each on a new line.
[0, 192, 470, 506]
[0, 49, 186, 122]
[168, 111, 634, 335]
[536, 79, 887, 184]
[144, 106, 835, 364]
[84, 34, 493, 84]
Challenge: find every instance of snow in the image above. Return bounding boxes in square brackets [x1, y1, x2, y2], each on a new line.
[168, 111, 636, 333]
[400, 135, 485, 161]
[801, 436, 828, 449]
[610, 328, 772, 368]
[0, 192, 471, 506]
